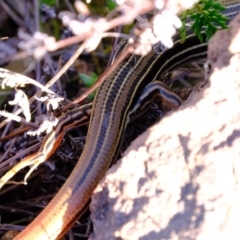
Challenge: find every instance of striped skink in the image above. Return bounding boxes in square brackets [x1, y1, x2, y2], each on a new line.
[1, 1, 239, 239]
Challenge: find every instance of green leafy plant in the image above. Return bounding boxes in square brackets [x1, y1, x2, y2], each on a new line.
[79, 72, 98, 100]
[40, 0, 56, 6]
[107, 0, 117, 10]
[179, 0, 228, 42]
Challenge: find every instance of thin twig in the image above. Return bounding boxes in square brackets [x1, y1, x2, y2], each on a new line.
[0, 142, 41, 169]
[63, 0, 76, 13]
[0, 127, 31, 142]
[34, 0, 40, 32]
[0, 105, 18, 148]
[61, 43, 134, 112]
[0, 0, 25, 28]
[0, 167, 42, 195]
[108, 25, 123, 67]
[33, 0, 43, 116]
[0, 137, 17, 164]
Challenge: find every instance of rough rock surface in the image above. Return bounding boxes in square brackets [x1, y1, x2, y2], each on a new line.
[90, 13, 240, 240]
